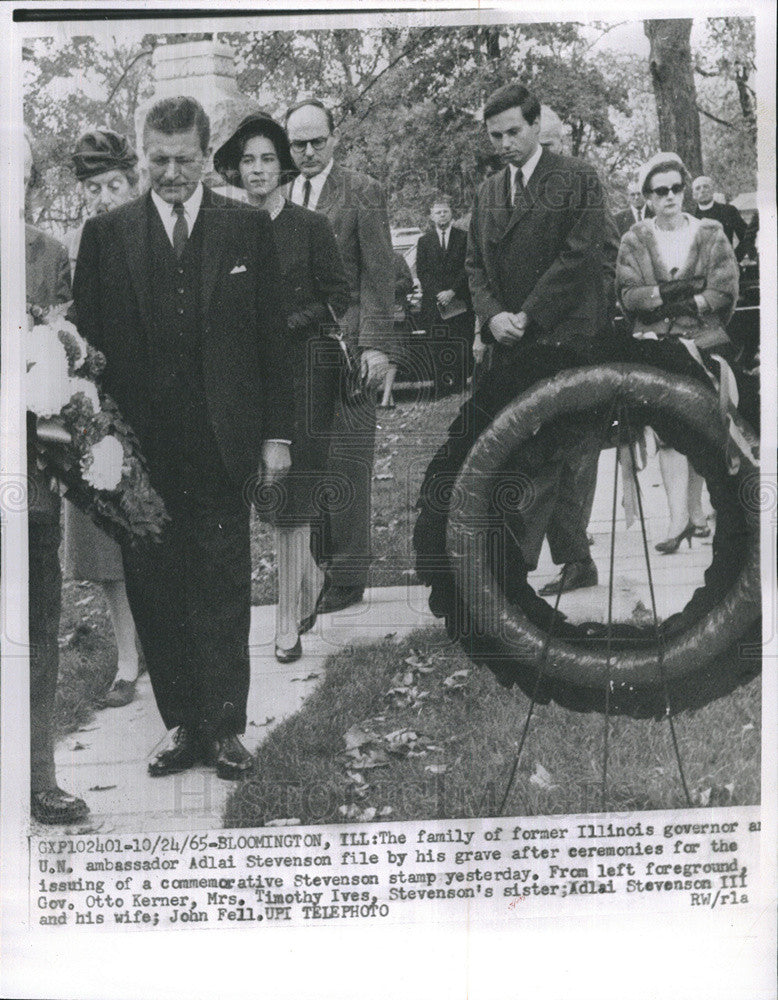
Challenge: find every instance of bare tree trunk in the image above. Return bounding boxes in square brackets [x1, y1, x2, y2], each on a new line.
[644, 19, 703, 177]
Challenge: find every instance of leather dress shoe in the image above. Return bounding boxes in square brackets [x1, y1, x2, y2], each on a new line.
[538, 558, 598, 597]
[31, 787, 89, 825]
[212, 735, 253, 780]
[275, 637, 302, 663]
[316, 584, 364, 615]
[148, 725, 202, 777]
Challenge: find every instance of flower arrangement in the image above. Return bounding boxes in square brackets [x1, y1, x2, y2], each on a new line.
[26, 302, 169, 545]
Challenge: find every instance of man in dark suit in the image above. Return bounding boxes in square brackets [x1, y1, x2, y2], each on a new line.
[22, 132, 90, 824]
[73, 97, 293, 779]
[415, 195, 474, 393]
[466, 82, 611, 584]
[285, 99, 397, 614]
[614, 181, 653, 236]
[691, 175, 751, 260]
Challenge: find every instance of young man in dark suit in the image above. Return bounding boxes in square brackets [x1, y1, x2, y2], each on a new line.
[415, 195, 474, 393]
[285, 99, 398, 614]
[465, 82, 612, 588]
[73, 97, 293, 780]
[691, 175, 751, 260]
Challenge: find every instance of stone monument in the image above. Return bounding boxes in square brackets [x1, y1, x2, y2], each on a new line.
[134, 38, 261, 191]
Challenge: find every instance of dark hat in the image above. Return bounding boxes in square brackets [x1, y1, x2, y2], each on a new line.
[72, 129, 138, 181]
[213, 113, 297, 188]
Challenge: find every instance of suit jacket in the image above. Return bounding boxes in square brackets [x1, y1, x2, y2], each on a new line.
[614, 204, 653, 237]
[287, 164, 396, 357]
[466, 149, 610, 349]
[26, 224, 70, 309]
[415, 225, 472, 329]
[694, 201, 748, 256]
[72, 186, 293, 489]
[26, 225, 72, 520]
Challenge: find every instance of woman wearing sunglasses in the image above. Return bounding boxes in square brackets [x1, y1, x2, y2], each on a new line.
[214, 114, 350, 661]
[616, 152, 740, 553]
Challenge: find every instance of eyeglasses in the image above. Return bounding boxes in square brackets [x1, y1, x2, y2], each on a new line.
[650, 183, 685, 197]
[289, 137, 330, 153]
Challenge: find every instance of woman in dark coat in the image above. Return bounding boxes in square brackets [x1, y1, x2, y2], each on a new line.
[214, 115, 350, 661]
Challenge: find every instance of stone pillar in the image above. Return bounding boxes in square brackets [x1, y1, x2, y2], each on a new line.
[134, 39, 261, 191]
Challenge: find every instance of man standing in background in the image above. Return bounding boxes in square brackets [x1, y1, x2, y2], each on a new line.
[285, 98, 397, 615]
[415, 194, 474, 394]
[691, 174, 751, 259]
[615, 181, 653, 236]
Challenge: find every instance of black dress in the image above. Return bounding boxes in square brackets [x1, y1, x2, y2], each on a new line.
[265, 200, 350, 527]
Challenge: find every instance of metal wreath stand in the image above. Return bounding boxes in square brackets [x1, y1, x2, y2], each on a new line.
[444, 363, 760, 813]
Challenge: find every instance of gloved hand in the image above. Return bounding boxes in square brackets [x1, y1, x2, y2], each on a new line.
[657, 276, 706, 304]
[287, 302, 327, 334]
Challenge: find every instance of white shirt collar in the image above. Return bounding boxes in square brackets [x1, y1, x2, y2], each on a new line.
[508, 143, 542, 192]
[697, 201, 715, 211]
[291, 158, 334, 210]
[150, 183, 204, 243]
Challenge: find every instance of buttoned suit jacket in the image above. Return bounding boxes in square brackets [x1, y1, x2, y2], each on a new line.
[614, 204, 653, 237]
[287, 164, 396, 357]
[466, 149, 610, 353]
[415, 224, 472, 332]
[72, 186, 293, 490]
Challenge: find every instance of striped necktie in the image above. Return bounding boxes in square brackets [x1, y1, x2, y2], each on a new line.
[302, 179, 312, 208]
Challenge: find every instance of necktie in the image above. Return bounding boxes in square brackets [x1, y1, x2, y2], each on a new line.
[172, 202, 188, 259]
[302, 179, 312, 208]
[512, 169, 524, 208]
[439, 228, 447, 252]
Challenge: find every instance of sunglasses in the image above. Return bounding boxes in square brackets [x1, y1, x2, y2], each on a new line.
[289, 137, 329, 153]
[650, 183, 685, 197]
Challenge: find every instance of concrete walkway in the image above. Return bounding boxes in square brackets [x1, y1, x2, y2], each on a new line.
[53, 451, 713, 832]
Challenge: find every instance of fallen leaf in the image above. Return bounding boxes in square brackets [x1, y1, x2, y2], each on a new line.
[71, 742, 88, 751]
[529, 762, 557, 790]
[249, 717, 276, 728]
[378, 806, 393, 818]
[425, 764, 448, 775]
[360, 807, 377, 822]
[291, 672, 320, 682]
[343, 725, 373, 751]
[698, 787, 712, 806]
[74, 595, 94, 607]
[88, 784, 117, 792]
[266, 818, 301, 826]
[375, 472, 394, 481]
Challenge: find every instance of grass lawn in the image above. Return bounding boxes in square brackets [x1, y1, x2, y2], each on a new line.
[55, 389, 463, 734]
[224, 626, 760, 827]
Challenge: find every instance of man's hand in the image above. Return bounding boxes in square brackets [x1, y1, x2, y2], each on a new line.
[489, 311, 527, 344]
[436, 289, 456, 308]
[260, 441, 291, 486]
[360, 349, 391, 388]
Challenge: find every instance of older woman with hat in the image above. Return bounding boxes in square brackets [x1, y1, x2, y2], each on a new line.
[64, 129, 141, 706]
[214, 114, 350, 662]
[616, 151, 740, 553]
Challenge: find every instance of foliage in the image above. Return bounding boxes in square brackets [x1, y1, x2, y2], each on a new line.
[23, 19, 756, 231]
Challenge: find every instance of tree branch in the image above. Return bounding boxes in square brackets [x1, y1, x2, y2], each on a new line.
[696, 104, 734, 128]
[105, 47, 154, 106]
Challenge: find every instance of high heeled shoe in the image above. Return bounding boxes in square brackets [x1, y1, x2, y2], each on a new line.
[275, 637, 302, 663]
[690, 521, 711, 538]
[655, 524, 694, 554]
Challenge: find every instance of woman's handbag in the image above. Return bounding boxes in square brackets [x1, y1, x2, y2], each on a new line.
[325, 305, 369, 409]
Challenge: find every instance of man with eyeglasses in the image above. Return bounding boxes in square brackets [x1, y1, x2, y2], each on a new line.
[285, 99, 397, 615]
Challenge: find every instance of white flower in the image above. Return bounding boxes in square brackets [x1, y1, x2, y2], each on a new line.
[25, 332, 72, 416]
[82, 435, 125, 491]
[67, 377, 100, 413]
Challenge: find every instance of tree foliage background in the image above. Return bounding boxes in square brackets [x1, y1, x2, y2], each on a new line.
[23, 17, 757, 236]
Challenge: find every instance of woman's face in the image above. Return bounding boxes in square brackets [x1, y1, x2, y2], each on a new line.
[239, 135, 281, 202]
[82, 169, 134, 215]
[647, 169, 685, 223]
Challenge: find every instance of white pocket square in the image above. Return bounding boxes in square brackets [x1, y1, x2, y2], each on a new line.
[230, 264, 247, 274]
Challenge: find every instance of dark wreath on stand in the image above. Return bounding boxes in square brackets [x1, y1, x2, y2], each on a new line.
[414, 336, 761, 730]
